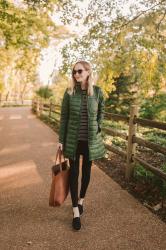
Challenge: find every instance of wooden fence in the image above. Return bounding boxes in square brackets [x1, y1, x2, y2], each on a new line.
[0, 100, 32, 106]
[32, 98, 166, 182]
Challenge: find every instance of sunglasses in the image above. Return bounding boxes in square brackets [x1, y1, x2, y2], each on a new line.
[73, 69, 85, 75]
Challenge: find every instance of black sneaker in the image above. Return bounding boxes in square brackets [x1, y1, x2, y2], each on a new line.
[72, 215, 81, 230]
[78, 204, 83, 216]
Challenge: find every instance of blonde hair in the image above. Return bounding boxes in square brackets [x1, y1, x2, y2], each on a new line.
[67, 60, 95, 96]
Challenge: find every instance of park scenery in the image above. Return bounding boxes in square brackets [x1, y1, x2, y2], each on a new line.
[0, 0, 166, 249]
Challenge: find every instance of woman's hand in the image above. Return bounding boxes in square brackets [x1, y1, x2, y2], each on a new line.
[57, 142, 63, 151]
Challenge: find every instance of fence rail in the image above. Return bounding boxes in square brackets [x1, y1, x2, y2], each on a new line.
[0, 100, 32, 106]
[32, 98, 166, 182]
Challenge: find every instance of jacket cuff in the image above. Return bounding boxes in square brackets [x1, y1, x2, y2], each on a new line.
[58, 138, 63, 144]
[98, 123, 101, 133]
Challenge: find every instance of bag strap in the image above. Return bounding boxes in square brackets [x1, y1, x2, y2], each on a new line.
[55, 147, 66, 171]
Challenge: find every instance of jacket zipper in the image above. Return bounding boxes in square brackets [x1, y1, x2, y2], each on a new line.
[87, 95, 89, 159]
[73, 93, 82, 161]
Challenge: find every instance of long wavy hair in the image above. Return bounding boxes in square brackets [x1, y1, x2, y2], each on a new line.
[67, 60, 95, 96]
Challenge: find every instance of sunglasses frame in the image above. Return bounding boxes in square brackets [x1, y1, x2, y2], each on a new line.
[73, 69, 85, 75]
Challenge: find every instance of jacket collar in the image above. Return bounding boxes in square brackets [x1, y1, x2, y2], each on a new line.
[75, 82, 88, 92]
[75, 82, 81, 91]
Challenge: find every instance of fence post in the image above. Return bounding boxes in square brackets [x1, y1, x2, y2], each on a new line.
[125, 104, 139, 181]
[49, 100, 52, 119]
[32, 99, 35, 112]
[31, 99, 33, 110]
[39, 98, 43, 116]
[36, 97, 40, 116]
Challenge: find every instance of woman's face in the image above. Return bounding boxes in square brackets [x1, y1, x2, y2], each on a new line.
[73, 63, 90, 83]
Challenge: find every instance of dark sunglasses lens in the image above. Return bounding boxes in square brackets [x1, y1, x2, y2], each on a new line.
[73, 69, 83, 75]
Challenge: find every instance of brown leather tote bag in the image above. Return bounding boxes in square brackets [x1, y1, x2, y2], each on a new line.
[49, 147, 70, 207]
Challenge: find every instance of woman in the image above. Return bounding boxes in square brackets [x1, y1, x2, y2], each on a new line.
[57, 60, 106, 231]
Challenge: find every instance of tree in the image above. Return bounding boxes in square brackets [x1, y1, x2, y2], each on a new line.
[0, 0, 71, 101]
[35, 85, 53, 99]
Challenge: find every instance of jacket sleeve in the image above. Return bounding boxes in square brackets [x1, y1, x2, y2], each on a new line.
[97, 87, 105, 133]
[58, 88, 70, 144]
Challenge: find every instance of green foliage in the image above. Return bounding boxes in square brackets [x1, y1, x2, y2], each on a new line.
[105, 72, 137, 115]
[134, 164, 166, 199]
[35, 85, 53, 99]
[0, 83, 4, 92]
[0, 1, 57, 49]
[142, 129, 166, 147]
[134, 164, 154, 182]
[0, 0, 69, 101]
[161, 163, 166, 174]
[1, 0, 166, 121]
[59, 0, 166, 122]
[139, 92, 166, 121]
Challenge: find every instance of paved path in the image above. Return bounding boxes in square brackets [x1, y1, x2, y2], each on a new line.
[0, 107, 166, 250]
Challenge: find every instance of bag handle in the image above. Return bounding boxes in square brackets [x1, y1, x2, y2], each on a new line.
[54, 146, 67, 171]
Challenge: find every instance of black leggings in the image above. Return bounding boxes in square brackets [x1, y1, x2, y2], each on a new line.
[69, 140, 93, 207]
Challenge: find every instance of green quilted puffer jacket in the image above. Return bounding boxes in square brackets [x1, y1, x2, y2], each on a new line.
[58, 84, 107, 161]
